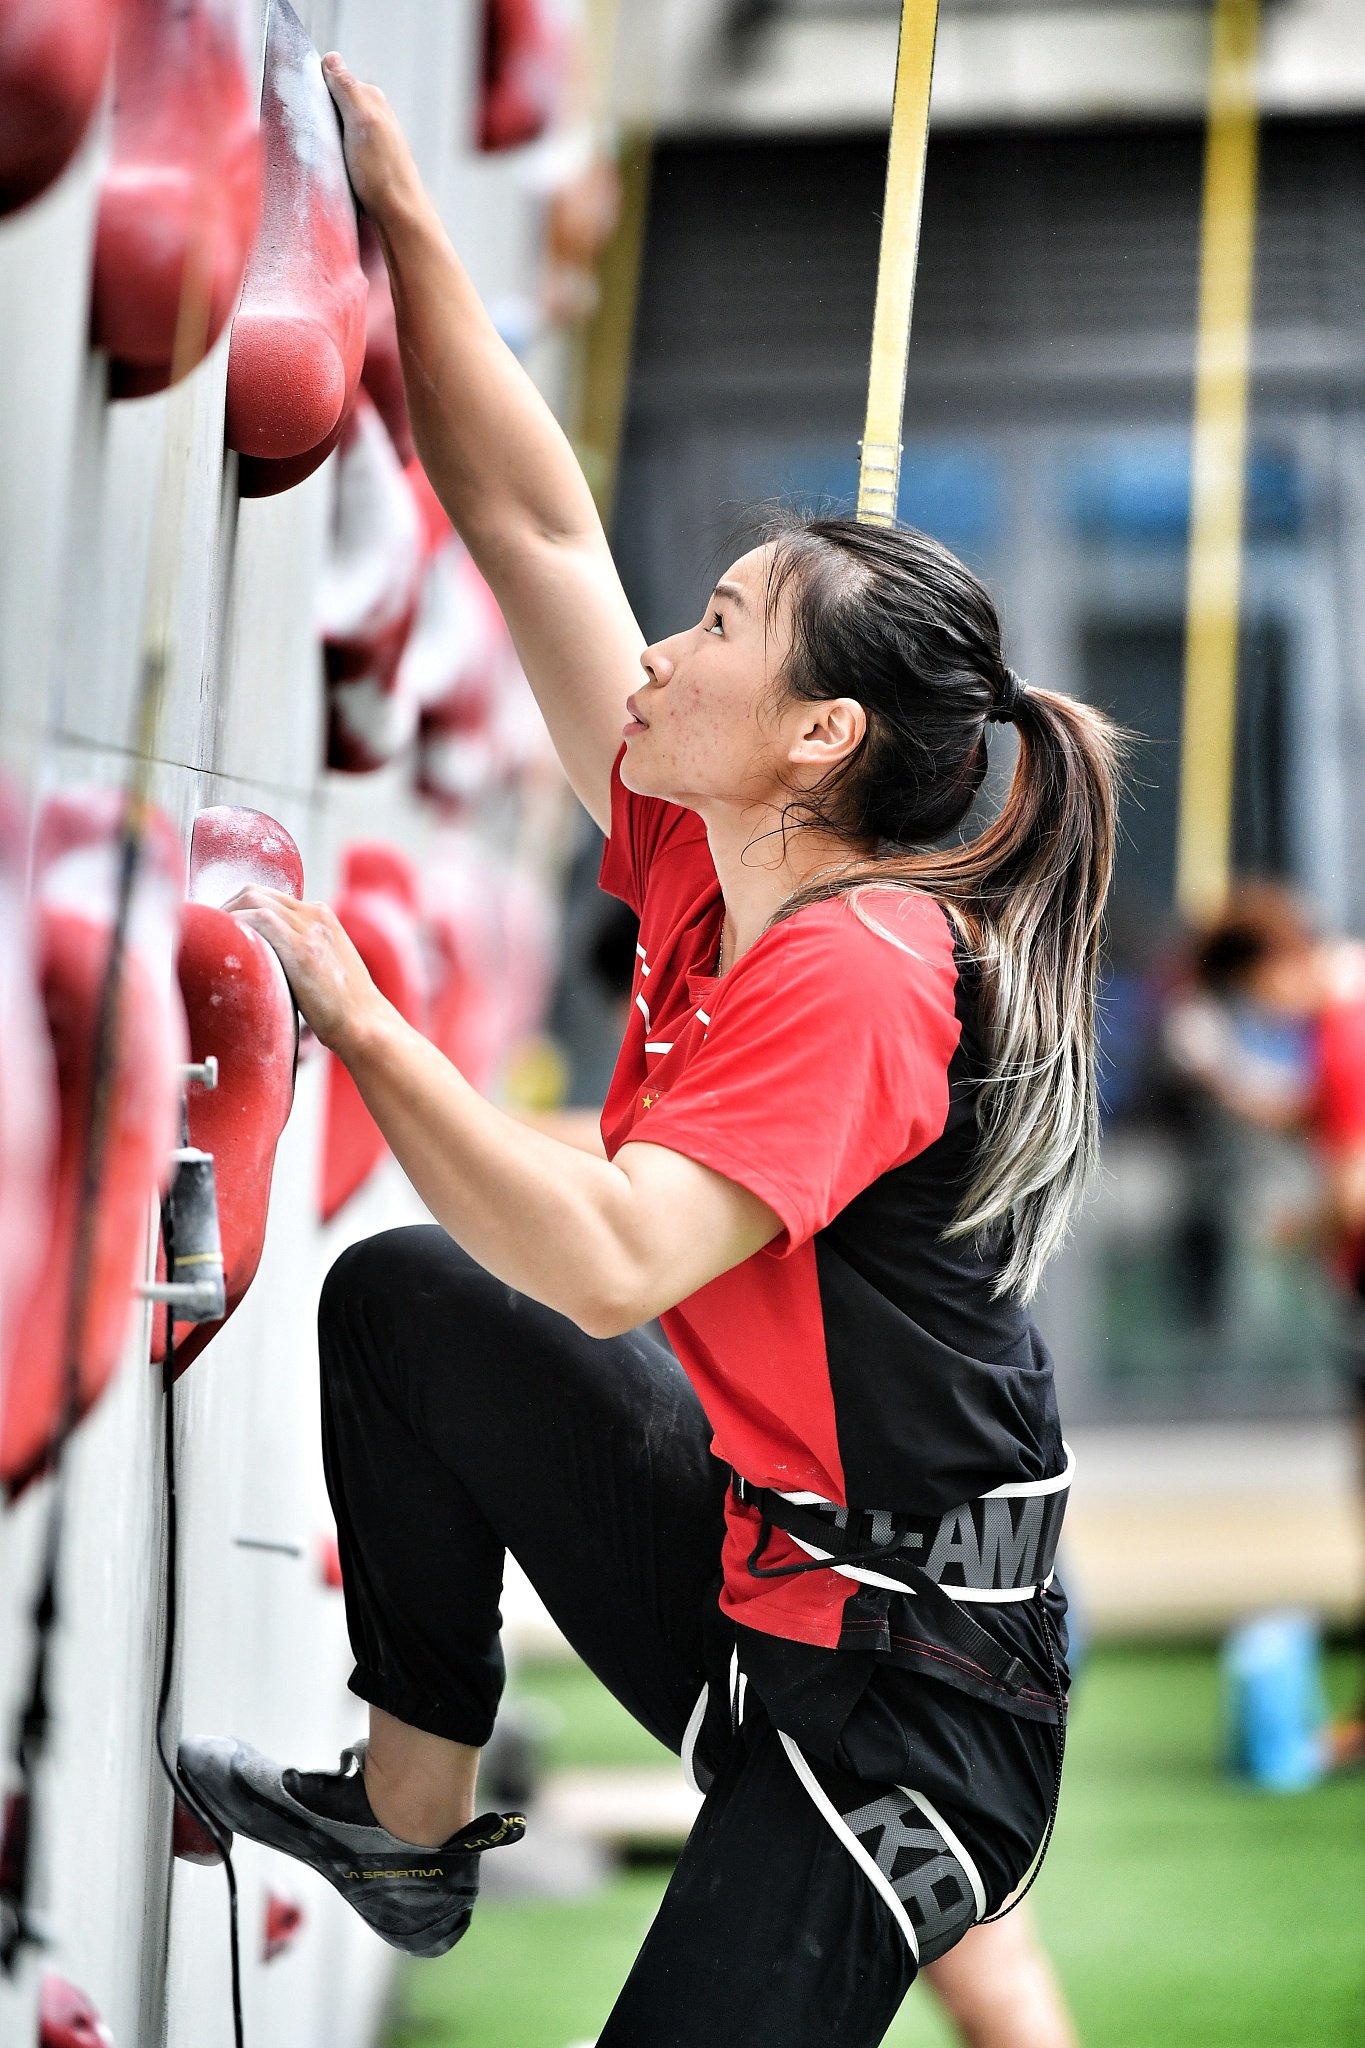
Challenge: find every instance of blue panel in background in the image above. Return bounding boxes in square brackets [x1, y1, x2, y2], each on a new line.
[898, 445, 1003, 555]
[725, 440, 1003, 559]
[1067, 435, 1304, 545]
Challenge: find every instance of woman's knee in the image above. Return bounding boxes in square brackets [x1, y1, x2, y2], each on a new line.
[317, 1226, 505, 1385]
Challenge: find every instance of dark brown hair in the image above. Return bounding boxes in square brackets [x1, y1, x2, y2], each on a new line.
[757, 511, 1126, 1301]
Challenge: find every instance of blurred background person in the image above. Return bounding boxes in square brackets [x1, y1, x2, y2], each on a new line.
[1170, 881, 1365, 1763]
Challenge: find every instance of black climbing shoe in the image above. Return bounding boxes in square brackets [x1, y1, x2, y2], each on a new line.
[177, 1736, 525, 1958]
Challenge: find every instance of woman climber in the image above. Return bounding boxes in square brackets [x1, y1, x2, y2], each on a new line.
[180, 54, 1122, 2048]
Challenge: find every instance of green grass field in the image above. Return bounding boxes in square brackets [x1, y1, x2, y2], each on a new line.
[385, 1645, 1365, 2048]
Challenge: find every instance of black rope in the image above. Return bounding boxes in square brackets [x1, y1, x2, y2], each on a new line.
[152, 1255, 245, 2048]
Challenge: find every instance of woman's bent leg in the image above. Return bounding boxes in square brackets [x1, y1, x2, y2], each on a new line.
[319, 1225, 726, 1770]
[597, 1713, 930, 2048]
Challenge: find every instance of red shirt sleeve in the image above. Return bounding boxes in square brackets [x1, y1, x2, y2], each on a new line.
[597, 745, 706, 916]
[631, 891, 964, 1253]
[1315, 994, 1365, 1153]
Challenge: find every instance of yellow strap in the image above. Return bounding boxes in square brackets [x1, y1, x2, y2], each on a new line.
[1176, 0, 1262, 916]
[857, 0, 941, 527]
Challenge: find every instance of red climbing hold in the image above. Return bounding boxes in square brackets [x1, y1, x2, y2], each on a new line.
[171, 1794, 225, 1865]
[359, 217, 413, 466]
[0, 787, 56, 1417]
[0, 0, 117, 218]
[225, 0, 365, 488]
[187, 800, 305, 904]
[236, 413, 347, 501]
[91, 0, 262, 398]
[320, 391, 424, 772]
[318, 1528, 343, 1590]
[478, 0, 568, 153]
[0, 792, 185, 1498]
[416, 542, 514, 814]
[262, 1887, 304, 1962]
[39, 1973, 115, 2048]
[150, 806, 302, 1376]
[320, 842, 426, 1222]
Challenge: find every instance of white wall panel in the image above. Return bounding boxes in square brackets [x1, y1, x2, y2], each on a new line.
[0, 3, 573, 2044]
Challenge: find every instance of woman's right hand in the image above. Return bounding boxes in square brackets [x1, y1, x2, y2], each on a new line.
[322, 53, 423, 224]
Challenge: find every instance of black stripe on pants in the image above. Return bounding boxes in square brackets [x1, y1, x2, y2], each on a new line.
[319, 1227, 1048, 2047]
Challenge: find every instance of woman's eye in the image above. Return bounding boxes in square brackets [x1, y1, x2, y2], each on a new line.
[705, 612, 724, 636]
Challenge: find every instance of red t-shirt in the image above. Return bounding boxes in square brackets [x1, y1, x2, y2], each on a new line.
[599, 751, 1066, 1692]
[1312, 958, 1365, 1288]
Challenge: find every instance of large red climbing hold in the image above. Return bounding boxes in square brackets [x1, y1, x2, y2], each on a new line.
[478, 0, 568, 153]
[0, 787, 56, 1416]
[150, 807, 302, 1376]
[39, 1974, 115, 2047]
[0, 0, 117, 218]
[320, 842, 426, 1222]
[92, 0, 263, 398]
[320, 391, 424, 772]
[225, 0, 366, 489]
[0, 792, 185, 1499]
[171, 1794, 224, 1865]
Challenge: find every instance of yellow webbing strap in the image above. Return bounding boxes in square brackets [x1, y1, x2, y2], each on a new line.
[856, 0, 941, 527]
[1177, 0, 1262, 916]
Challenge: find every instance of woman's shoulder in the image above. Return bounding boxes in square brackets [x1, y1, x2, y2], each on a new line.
[735, 885, 961, 1011]
[786, 883, 957, 965]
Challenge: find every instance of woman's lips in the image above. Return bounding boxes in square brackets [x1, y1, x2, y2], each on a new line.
[623, 695, 649, 736]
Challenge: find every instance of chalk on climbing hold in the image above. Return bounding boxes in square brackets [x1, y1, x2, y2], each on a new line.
[149, 806, 303, 1377]
[226, 0, 366, 493]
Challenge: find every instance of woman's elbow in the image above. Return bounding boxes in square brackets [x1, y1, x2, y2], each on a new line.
[572, 1291, 645, 1343]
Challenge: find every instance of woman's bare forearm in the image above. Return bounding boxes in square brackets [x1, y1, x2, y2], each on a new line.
[375, 192, 604, 552]
[323, 56, 640, 827]
[345, 1004, 643, 1332]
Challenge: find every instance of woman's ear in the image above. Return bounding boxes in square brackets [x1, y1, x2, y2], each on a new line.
[790, 697, 867, 771]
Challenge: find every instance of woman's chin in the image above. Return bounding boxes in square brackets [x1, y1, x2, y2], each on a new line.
[619, 747, 663, 798]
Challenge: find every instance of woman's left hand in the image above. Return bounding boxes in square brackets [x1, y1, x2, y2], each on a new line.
[225, 887, 389, 1058]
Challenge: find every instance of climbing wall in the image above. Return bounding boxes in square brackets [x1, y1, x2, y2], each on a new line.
[0, 1, 586, 2042]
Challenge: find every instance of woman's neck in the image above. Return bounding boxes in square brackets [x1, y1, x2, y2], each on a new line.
[703, 800, 875, 973]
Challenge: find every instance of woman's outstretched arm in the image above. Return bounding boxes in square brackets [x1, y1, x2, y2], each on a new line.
[324, 54, 642, 833]
[233, 888, 780, 1332]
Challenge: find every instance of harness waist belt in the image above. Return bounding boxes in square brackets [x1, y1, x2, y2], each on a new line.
[731, 1443, 1073, 1605]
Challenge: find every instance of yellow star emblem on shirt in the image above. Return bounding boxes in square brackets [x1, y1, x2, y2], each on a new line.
[640, 1091, 658, 1110]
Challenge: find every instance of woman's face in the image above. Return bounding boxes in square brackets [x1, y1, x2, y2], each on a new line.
[621, 546, 864, 818]
[620, 547, 787, 810]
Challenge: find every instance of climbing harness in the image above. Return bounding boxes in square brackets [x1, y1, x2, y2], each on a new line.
[734, 1450, 1072, 1695]
[735, 1455, 1072, 1919]
[856, 0, 941, 526]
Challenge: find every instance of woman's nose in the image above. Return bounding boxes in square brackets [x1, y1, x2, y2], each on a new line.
[640, 641, 673, 685]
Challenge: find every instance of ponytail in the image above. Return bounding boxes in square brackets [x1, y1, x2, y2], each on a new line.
[759, 514, 1125, 1301]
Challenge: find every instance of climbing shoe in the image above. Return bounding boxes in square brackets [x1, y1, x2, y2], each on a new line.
[177, 1736, 525, 1958]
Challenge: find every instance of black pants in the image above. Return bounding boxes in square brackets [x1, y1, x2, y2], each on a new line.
[319, 1228, 1056, 2047]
